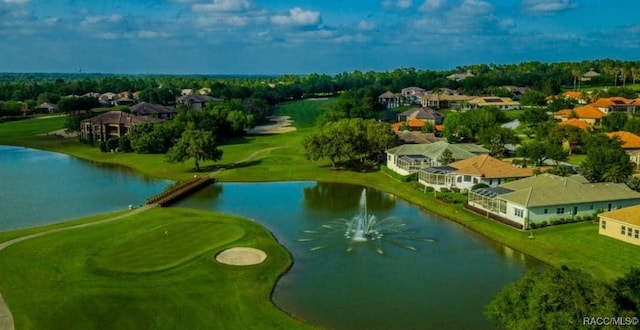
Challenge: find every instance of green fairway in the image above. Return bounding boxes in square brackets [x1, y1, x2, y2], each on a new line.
[273, 98, 336, 128]
[0, 207, 314, 330]
[93, 221, 245, 273]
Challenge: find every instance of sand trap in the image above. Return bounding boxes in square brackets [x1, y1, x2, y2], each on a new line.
[245, 116, 296, 134]
[215, 247, 267, 266]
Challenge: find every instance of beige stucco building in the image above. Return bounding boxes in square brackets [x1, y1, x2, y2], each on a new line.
[598, 204, 640, 246]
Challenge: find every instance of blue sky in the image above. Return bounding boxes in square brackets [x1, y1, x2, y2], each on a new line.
[1, 0, 639, 74]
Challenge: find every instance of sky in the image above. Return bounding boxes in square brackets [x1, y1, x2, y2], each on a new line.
[1, 0, 639, 75]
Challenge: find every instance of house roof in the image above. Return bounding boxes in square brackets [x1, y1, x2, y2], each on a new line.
[387, 141, 488, 160]
[395, 131, 440, 144]
[558, 118, 593, 130]
[497, 174, 640, 207]
[563, 91, 584, 99]
[130, 102, 178, 116]
[555, 105, 606, 119]
[81, 111, 164, 126]
[177, 94, 222, 103]
[468, 97, 520, 106]
[448, 154, 534, 179]
[420, 94, 477, 102]
[591, 97, 632, 107]
[379, 91, 396, 98]
[583, 70, 600, 77]
[401, 86, 426, 93]
[37, 102, 56, 109]
[398, 107, 444, 120]
[606, 131, 640, 149]
[599, 204, 640, 226]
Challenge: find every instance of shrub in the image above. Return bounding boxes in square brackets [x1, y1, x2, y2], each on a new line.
[451, 187, 461, 193]
[424, 186, 434, 193]
[471, 183, 489, 190]
[440, 187, 450, 193]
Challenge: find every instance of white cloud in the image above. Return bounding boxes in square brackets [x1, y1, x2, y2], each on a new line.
[456, 0, 493, 16]
[382, 0, 413, 9]
[192, 0, 252, 13]
[271, 7, 321, 27]
[358, 20, 377, 31]
[419, 0, 446, 12]
[522, 0, 576, 13]
[2, 0, 29, 5]
[83, 14, 122, 24]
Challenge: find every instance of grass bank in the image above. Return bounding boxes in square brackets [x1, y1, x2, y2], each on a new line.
[2, 101, 639, 283]
[0, 207, 314, 329]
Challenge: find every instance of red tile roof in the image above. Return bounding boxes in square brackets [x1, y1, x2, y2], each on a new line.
[558, 118, 593, 131]
[606, 131, 640, 149]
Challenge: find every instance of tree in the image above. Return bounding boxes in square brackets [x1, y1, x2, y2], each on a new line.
[166, 129, 223, 171]
[518, 107, 550, 128]
[519, 90, 546, 106]
[580, 134, 634, 183]
[601, 112, 629, 132]
[302, 118, 395, 168]
[438, 149, 454, 165]
[615, 267, 640, 314]
[519, 140, 567, 166]
[627, 177, 640, 192]
[485, 266, 619, 330]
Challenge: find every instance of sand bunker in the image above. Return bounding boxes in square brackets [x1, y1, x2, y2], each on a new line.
[245, 116, 296, 134]
[215, 247, 267, 266]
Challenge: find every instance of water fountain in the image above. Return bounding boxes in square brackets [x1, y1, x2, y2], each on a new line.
[300, 188, 433, 254]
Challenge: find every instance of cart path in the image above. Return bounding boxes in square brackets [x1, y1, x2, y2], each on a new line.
[0, 204, 156, 330]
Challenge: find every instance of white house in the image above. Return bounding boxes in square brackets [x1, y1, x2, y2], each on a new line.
[467, 174, 640, 229]
[385, 141, 488, 176]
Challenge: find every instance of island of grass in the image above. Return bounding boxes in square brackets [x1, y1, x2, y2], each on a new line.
[0, 207, 315, 329]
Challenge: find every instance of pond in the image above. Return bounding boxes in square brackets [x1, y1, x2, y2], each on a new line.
[0, 145, 170, 230]
[0, 146, 543, 329]
[176, 182, 544, 329]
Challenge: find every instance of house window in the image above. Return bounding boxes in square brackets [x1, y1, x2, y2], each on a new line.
[514, 208, 524, 218]
[544, 209, 548, 214]
[457, 176, 462, 183]
[635, 230, 639, 239]
[489, 179, 493, 185]
[608, 203, 612, 211]
[473, 177, 478, 184]
[464, 175, 471, 182]
[590, 205, 594, 210]
[628, 227, 633, 237]
[556, 207, 565, 214]
[621, 226, 626, 235]
[601, 220, 606, 229]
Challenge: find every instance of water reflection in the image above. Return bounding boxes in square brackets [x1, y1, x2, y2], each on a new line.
[303, 182, 395, 212]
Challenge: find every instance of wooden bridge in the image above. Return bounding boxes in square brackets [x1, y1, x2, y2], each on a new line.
[146, 176, 214, 207]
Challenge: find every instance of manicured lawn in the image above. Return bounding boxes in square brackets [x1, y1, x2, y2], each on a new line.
[2, 99, 639, 292]
[273, 98, 336, 128]
[567, 154, 587, 166]
[0, 207, 314, 330]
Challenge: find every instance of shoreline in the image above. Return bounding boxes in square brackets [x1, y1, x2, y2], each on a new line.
[0, 140, 636, 282]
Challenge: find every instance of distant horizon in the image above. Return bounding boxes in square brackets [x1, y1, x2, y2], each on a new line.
[0, 56, 635, 77]
[2, 1, 640, 75]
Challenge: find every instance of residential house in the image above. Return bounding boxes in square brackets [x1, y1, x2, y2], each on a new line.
[418, 154, 533, 192]
[99, 92, 118, 106]
[378, 91, 403, 109]
[420, 93, 477, 110]
[181, 88, 194, 96]
[177, 94, 222, 110]
[397, 107, 444, 125]
[467, 174, 640, 229]
[129, 102, 178, 120]
[198, 87, 211, 95]
[35, 102, 57, 114]
[501, 86, 529, 100]
[401, 86, 426, 104]
[446, 70, 474, 81]
[386, 141, 489, 176]
[558, 118, 593, 131]
[80, 111, 164, 143]
[606, 131, 640, 168]
[598, 204, 640, 246]
[562, 91, 588, 105]
[591, 97, 635, 114]
[582, 69, 600, 81]
[554, 105, 606, 126]
[465, 97, 521, 110]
